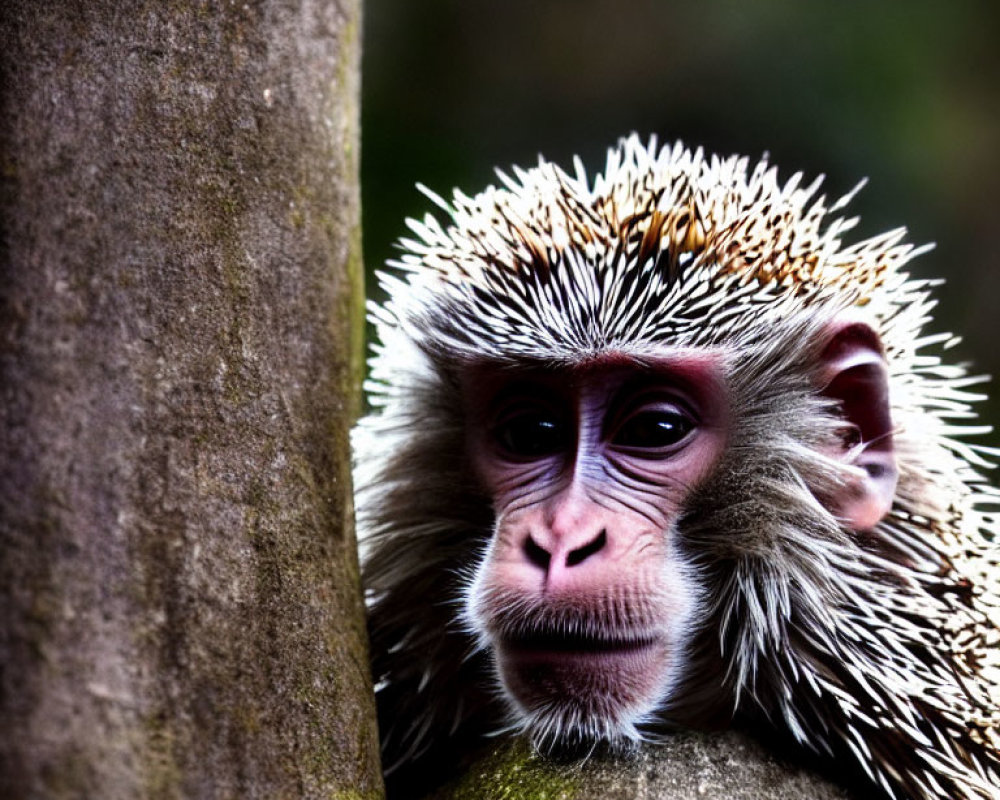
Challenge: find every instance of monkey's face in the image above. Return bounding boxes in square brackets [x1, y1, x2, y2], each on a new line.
[461, 351, 729, 743]
[457, 322, 899, 746]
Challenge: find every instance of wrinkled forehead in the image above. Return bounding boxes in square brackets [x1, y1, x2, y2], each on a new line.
[457, 348, 731, 417]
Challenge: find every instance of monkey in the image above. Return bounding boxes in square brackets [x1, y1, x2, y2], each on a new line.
[353, 135, 1000, 800]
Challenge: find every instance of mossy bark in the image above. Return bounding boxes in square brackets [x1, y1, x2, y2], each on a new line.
[0, 1, 380, 798]
[428, 732, 855, 800]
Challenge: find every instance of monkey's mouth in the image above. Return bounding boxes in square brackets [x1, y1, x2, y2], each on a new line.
[495, 628, 671, 726]
[500, 630, 658, 656]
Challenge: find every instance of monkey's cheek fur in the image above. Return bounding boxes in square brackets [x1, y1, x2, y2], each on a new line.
[495, 635, 675, 736]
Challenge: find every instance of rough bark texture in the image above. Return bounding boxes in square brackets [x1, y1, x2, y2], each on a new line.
[0, 1, 380, 798]
[428, 732, 855, 800]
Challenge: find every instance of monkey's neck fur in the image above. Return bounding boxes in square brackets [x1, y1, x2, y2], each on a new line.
[354, 136, 1000, 800]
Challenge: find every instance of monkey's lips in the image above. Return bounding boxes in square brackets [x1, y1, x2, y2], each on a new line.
[495, 629, 672, 723]
[500, 630, 658, 657]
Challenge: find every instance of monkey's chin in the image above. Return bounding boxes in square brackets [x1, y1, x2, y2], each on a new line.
[494, 634, 673, 746]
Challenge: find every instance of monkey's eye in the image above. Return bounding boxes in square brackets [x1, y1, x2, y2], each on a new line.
[610, 408, 694, 454]
[493, 412, 569, 459]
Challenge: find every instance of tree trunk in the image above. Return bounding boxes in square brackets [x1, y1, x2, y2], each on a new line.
[0, 1, 380, 798]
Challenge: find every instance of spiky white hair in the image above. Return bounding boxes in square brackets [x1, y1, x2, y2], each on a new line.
[355, 134, 1000, 800]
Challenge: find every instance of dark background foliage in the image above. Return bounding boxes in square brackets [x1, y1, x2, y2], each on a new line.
[362, 0, 1000, 439]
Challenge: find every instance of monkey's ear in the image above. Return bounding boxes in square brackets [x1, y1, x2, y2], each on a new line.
[818, 322, 898, 530]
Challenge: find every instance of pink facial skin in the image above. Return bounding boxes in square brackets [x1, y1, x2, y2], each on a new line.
[462, 350, 729, 739]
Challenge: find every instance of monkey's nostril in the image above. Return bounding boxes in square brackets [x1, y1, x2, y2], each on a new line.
[566, 529, 607, 567]
[523, 534, 551, 570]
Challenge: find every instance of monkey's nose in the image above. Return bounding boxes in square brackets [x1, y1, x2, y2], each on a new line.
[523, 534, 552, 570]
[566, 529, 607, 566]
[523, 529, 607, 572]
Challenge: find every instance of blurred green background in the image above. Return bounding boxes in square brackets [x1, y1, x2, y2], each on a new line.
[361, 0, 1000, 441]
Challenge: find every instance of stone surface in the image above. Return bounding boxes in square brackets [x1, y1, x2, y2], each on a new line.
[429, 731, 855, 800]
